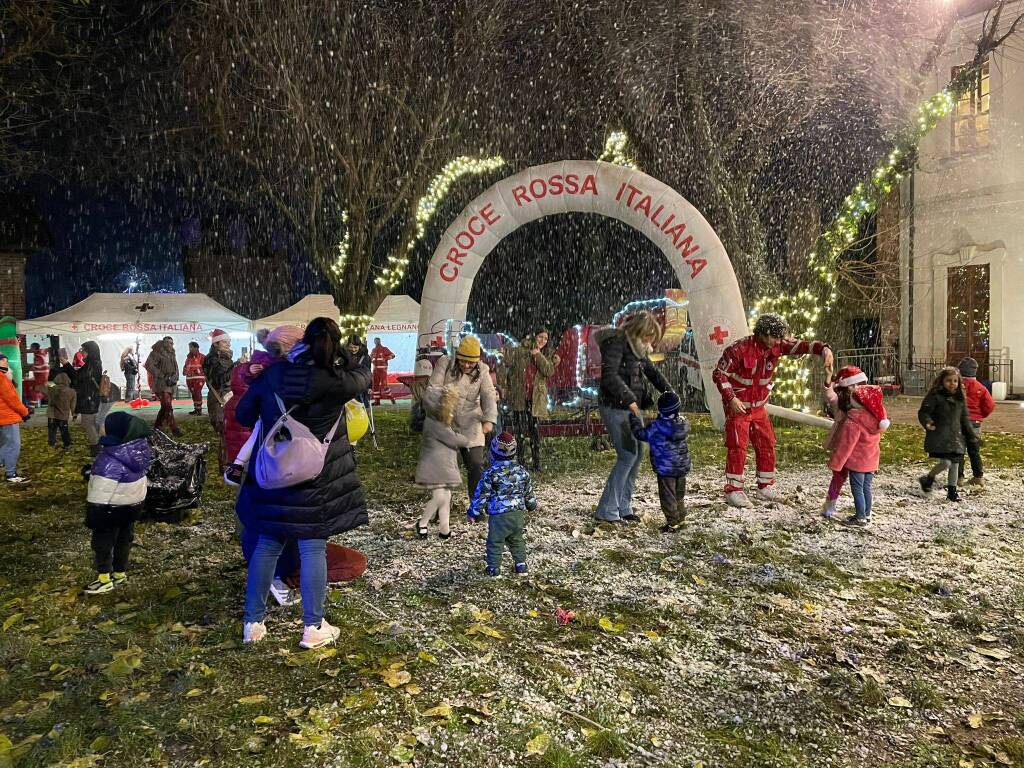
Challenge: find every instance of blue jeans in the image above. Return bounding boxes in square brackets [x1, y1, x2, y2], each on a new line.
[244, 535, 326, 627]
[596, 406, 644, 521]
[0, 423, 21, 478]
[848, 471, 874, 519]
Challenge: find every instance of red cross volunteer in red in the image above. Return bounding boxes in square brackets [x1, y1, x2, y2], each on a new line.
[370, 338, 396, 405]
[713, 313, 833, 508]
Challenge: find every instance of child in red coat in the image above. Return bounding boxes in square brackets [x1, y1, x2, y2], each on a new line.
[827, 381, 889, 526]
[957, 357, 994, 489]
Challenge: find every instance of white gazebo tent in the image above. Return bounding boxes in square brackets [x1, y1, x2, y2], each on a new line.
[253, 295, 341, 330]
[367, 295, 420, 375]
[18, 292, 252, 390]
[256, 294, 420, 375]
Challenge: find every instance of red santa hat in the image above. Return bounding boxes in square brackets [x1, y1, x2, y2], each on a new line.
[836, 365, 868, 388]
[210, 328, 231, 346]
[852, 385, 890, 430]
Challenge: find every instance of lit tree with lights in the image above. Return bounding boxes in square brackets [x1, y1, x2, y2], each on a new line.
[178, 0, 509, 333]
[755, 1, 1024, 407]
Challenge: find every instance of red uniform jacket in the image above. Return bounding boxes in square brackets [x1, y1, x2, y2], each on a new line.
[962, 377, 995, 423]
[183, 351, 206, 382]
[371, 346, 395, 369]
[713, 335, 828, 408]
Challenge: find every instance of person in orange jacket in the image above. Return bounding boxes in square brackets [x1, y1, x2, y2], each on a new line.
[712, 313, 833, 508]
[0, 355, 30, 484]
[957, 357, 995, 489]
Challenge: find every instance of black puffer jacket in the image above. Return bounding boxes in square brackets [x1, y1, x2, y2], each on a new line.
[597, 328, 670, 410]
[918, 389, 978, 458]
[235, 349, 372, 540]
[73, 341, 103, 415]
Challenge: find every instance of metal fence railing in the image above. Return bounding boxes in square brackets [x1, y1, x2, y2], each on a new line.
[835, 347, 900, 386]
[835, 348, 1015, 397]
[901, 358, 1015, 396]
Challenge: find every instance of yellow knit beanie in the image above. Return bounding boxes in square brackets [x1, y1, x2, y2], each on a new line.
[456, 335, 481, 362]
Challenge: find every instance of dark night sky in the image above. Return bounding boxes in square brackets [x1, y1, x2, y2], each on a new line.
[5, 0, 933, 339]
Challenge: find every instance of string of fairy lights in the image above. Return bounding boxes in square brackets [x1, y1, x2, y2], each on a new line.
[335, 155, 506, 335]
[755, 76, 968, 407]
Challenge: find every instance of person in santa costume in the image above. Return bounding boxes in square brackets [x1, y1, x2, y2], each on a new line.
[824, 369, 890, 526]
[27, 343, 50, 408]
[713, 313, 833, 508]
[370, 337, 396, 405]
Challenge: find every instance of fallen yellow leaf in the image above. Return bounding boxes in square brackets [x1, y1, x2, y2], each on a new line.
[598, 617, 625, 633]
[465, 623, 504, 639]
[237, 694, 269, 705]
[380, 668, 412, 688]
[421, 702, 452, 718]
[526, 731, 551, 756]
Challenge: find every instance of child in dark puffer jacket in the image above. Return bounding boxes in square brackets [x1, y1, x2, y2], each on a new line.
[629, 391, 691, 532]
[469, 432, 537, 576]
[83, 412, 153, 594]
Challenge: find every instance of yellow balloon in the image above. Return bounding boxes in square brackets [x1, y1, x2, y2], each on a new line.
[345, 399, 369, 443]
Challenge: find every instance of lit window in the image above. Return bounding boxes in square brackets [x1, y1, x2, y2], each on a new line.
[952, 57, 990, 153]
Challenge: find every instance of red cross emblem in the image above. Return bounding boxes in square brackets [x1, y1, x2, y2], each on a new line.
[709, 325, 730, 346]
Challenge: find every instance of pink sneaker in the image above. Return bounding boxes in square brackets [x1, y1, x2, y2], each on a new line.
[300, 619, 340, 649]
[243, 621, 266, 644]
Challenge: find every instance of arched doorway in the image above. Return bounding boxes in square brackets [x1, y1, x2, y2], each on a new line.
[418, 160, 747, 427]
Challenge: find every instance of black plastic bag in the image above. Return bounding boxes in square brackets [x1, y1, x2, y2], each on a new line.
[142, 430, 209, 522]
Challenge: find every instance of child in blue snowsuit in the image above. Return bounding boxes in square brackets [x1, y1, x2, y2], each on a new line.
[469, 431, 537, 576]
[629, 391, 691, 532]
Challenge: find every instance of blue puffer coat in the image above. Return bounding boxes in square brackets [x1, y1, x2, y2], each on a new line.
[629, 413, 691, 478]
[85, 438, 152, 529]
[468, 460, 537, 518]
[235, 349, 371, 540]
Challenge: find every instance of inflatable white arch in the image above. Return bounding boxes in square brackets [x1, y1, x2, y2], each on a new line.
[418, 160, 749, 428]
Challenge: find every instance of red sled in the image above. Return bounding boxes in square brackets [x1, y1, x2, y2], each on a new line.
[282, 543, 367, 588]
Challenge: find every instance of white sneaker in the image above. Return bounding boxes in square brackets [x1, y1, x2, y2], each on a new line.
[6, 476, 30, 485]
[300, 619, 340, 649]
[725, 490, 754, 508]
[821, 500, 836, 519]
[269, 578, 301, 607]
[243, 621, 267, 644]
[755, 485, 782, 502]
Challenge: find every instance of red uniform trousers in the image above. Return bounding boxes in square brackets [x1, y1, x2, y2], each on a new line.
[724, 406, 777, 492]
[371, 367, 394, 403]
[186, 378, 205, 409]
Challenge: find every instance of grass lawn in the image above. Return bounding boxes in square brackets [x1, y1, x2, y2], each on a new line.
[1, 412, 1023, 767]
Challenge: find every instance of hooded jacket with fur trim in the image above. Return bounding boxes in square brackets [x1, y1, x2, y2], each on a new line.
[597, 327, 670, 410]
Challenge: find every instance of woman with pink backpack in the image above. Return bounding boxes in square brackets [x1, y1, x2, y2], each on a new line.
[234, 317, 371, 649]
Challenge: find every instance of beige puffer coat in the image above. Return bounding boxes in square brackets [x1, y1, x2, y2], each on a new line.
[427, 355, 498, 448]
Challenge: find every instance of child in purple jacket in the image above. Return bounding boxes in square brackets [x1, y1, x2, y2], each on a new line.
[83, 412, 152, 594]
